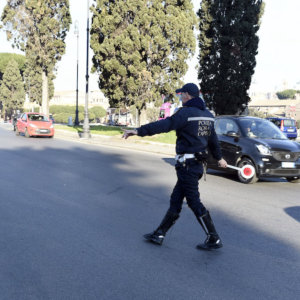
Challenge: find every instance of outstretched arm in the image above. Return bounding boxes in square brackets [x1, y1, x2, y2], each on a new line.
[122, 129, 138, 139]
[122, 109, 186, 139]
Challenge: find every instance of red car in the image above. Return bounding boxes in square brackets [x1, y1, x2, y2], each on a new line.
[16, 112, 55, 138]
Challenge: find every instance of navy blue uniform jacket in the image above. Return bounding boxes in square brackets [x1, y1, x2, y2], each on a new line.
[137, 97, 222, 160]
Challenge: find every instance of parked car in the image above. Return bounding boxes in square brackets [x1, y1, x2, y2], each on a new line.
[207, 116, 300, 183]
[266, 117, 298, 139]
[16, 112, 55, 138]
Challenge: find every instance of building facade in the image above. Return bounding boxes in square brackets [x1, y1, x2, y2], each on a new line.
[248, 98, 300, 120]
[50, 90, 109, 109]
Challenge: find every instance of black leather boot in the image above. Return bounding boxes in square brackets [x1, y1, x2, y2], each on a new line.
[144, 210, 179, 245]
[196, 211, 223, 250]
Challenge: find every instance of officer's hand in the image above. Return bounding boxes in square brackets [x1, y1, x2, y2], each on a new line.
[122, 129, 137, 139]
[218, 158, 227, 168]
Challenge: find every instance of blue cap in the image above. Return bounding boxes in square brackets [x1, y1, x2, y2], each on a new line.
[176, 83, 199, 97]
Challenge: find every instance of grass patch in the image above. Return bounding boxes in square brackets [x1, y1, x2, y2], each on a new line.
[55, 124, 123, 136]
[54, 124, 176, 144]
[142, 132, 176, 144]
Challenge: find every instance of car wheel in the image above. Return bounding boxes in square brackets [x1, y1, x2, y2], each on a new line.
[237, 158, 258, 184]
[16, 127, 20, 136]
[25, 128, 30, 138]
[286, 177, 300, 183]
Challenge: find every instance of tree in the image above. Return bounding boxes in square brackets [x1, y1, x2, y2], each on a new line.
[146, 106, 160, 123]
[276, 89, 299, 100]
[0, 52, 26, 81]
[23, 56, 55, 108]
[91, 0, 197, 125]
[1, 0, 71, 115]
[0, 59, 25, 119]
[198, 0, 265, 115]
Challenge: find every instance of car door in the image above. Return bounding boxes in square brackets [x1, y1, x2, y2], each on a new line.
[213, 118, 242, 166]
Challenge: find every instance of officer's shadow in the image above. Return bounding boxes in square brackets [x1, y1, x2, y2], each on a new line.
[284, 206, 300, 223]
[162, 157, 176, 166]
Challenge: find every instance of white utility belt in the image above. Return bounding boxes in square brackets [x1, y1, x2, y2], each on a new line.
[175, 154, 195, 163]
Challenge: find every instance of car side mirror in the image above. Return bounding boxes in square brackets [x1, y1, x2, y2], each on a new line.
[226, 131, 240, 138]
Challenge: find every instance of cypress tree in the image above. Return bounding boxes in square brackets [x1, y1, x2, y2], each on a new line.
[0, 53, 26, 81]
[1, 0, 71, 115]
[91, 0, 197, 124]
[0, 59, 25, 119]
[198, 0, 264, 115]
[23, 56, 55, 108]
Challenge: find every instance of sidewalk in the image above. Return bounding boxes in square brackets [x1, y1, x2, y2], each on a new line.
[53, 127, 300, 154]
[55, 129, 176, 157]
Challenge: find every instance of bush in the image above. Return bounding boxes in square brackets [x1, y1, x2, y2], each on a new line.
[89, 111, 95, 122]
[50, 105, 106, 123]
[50, 105, 84, 115]
[53, 113, 70, 124]
[146, 107, 160, 122]
[90, 106, 106, 119]
[276, 89, 298, 100]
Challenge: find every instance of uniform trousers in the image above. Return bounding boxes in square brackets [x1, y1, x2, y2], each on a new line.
[169, 159, 207, 217]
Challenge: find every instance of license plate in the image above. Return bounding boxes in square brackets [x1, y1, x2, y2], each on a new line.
[287, 129, 294, 132]
[281, 162, 295, 168]
[40, 129, 48, 133]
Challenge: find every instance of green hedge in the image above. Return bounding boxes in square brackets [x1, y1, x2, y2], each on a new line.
[50, 105, 106, 123]
[50, 105, 84, 115]
[276, 89, 299, 100]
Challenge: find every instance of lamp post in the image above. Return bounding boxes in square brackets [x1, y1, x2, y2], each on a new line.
[82, 0, 90, 138]
[74, 20, 79, 126]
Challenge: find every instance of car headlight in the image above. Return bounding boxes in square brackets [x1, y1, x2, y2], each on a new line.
[29, 123, 37, 128]
[256, 144, 271, 156]
[50, 124, 54, 129]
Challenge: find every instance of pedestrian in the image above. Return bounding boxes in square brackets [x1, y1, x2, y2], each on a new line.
[122, 83, 227, 250]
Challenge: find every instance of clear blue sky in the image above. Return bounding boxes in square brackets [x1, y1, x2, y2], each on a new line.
[0, 0, 299, 93]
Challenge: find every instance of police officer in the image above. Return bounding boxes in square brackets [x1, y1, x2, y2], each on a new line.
[122, 83, 227, 250]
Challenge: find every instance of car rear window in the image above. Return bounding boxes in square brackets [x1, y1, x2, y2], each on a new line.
[283, 119, 295, 127]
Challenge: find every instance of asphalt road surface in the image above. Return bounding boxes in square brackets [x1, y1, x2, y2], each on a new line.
[0, 125, 299, 300]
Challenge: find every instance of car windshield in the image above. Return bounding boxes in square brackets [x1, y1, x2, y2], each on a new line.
[28, 114, 49, 122]
[239, 118, 287, 140]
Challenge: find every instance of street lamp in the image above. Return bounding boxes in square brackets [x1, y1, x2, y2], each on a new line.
[82, 0, 90, 138]
[74, 20, 79, 126]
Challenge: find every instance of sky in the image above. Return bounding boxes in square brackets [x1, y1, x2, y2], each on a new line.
[0, 0, 299, 94]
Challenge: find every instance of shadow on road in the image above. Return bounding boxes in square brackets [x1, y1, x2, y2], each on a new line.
[285, 206, 300, 223]
[0, 133, 299, 299]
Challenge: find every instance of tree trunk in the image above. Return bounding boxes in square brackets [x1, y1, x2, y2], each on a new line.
[136, 108, 141, 127]
[1, 103, 6, 120]
[42, 71, 49, 116]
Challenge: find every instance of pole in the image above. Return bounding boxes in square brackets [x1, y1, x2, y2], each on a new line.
[82, 0, 90, 138]
[74, 20, 79, 126]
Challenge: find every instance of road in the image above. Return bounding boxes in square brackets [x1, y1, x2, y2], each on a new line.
[0, 124, 299, 300]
